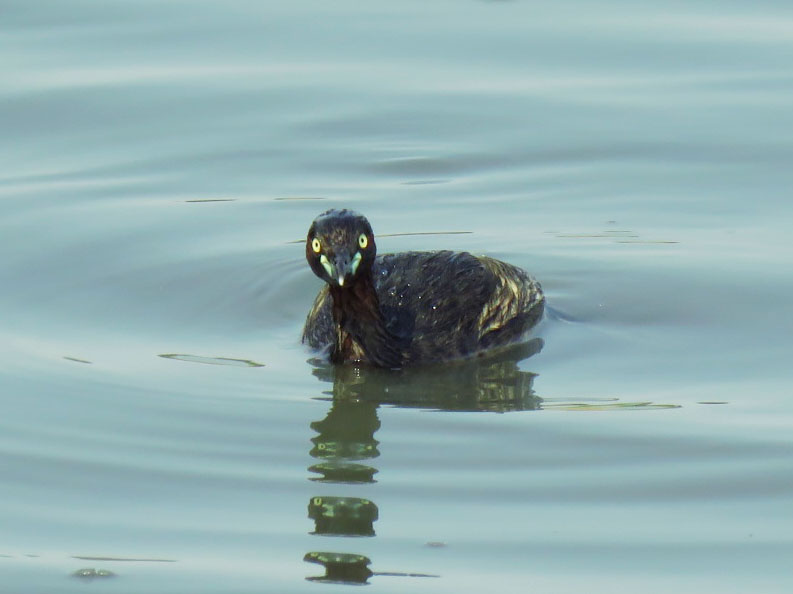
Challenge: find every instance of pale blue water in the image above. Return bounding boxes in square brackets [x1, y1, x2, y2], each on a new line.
[2, 1, 793, 592]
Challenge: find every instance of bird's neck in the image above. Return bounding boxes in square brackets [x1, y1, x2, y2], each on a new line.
[329, 272, 403, 368]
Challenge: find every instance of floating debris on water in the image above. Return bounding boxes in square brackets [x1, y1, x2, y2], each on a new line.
[543, 400, 680, 411]
[287, 230, 473, 244]
[379, 231, 473, 237]
[159, 354, 264, 367]
[616, 240, 680, 244]
[553, 227, 678, 244]
[63, 356, 92, 364]
[72, 568, 115, 579]
[72, 555, 176, 562]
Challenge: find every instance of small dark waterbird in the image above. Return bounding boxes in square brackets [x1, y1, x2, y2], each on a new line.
[302, 209, 544, 368]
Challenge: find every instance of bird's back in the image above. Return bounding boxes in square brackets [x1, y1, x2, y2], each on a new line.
[303, 250, 544, 364]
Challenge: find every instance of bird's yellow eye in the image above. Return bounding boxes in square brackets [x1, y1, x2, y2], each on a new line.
[311, 238, 321, 253]
[358, 233, 368, 249]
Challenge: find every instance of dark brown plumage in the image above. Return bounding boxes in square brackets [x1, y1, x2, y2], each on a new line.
[302, 209, 544, 368]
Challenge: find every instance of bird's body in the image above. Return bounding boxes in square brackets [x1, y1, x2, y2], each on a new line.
[302, 210, 544, 368]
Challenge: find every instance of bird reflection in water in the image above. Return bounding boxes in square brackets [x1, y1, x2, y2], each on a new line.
[309, 396, 380, 484]
[308, 496, 378, 537]
[304, 339, 542, 584]
[303, 552, 373, 585]
[311, 338, 543, 412]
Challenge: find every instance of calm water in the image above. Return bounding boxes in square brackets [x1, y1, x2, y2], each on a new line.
[2, 1, 793, 592]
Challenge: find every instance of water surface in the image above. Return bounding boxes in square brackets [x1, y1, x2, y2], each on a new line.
[2, 1, 793, 592]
